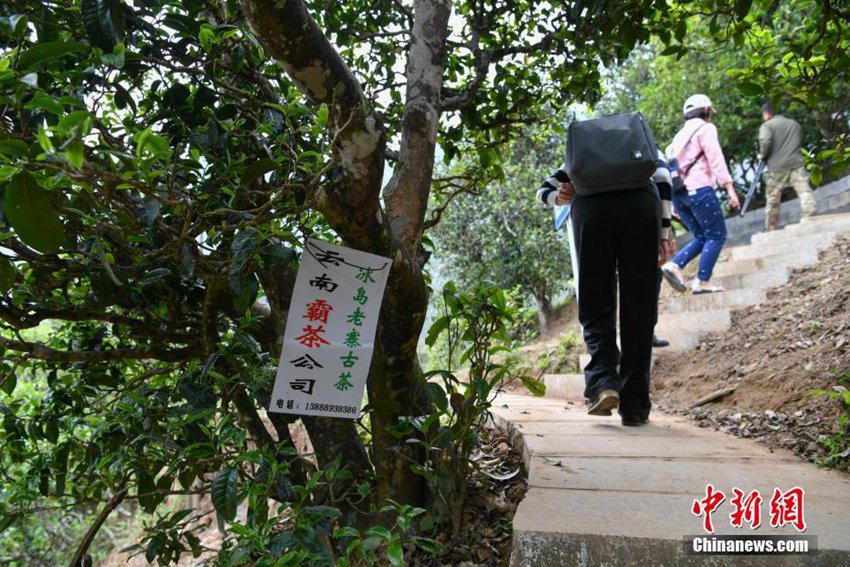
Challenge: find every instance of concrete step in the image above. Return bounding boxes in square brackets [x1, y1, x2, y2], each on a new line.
[656, 308, 730, 333]
[654, 309, 730, 351]
[712, 247, 820, 277]
[542, 373, 584, 401]
[710, 265, 790, 292]
[490, 393, 850, 567]
[664, 287, 766, 314]
[824, 187, 850, 211]
[730, 231, 836, 261]
[750, 215, 850, 245]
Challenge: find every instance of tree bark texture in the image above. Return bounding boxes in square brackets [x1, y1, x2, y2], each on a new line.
[382, 0, 453, 254]
[535, 293, 553, 335]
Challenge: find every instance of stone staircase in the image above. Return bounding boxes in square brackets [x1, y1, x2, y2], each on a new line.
[656, 212, 850, 351]
[542, 212, 850, 409]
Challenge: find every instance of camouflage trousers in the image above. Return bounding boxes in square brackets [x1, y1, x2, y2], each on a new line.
[764, 166, 818, 231]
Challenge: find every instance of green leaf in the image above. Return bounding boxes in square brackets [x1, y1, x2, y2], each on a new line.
[0, 257, 16, 293]
[0, 139, 28, 156]
[58, 110, 92, 136]
[211, 466, 239, 522]
[234, 330, 261, 354]
[0, 166, 20, 181]
[276, 472, 296, 502]
[425, 315, 449, 347]
[315, 104, 329, 128]
[365, 525, 392, 540]
[520, 375, 546, 397]
[412, 536, 440, 553]
[37, 126, 52, 153]
[386, 541, 404, 567]
[4, 171, 65, 254]
[25, 92, 65, 115]
[735, 0, 753, 19]
[736, 81, 763, 96]
[134, 127, 171, 159]
[424, 382, 448, 412]
[82, 0, 125, 51]
[137, 468, 159, 513]
[54, 442, 70, 495]
[39, 467, 50, 496]
[810, 165, 823, 187]
[44, 419, 59, 443]
[198, 25, 215, 51]
[65, 139, 85, 169]
[136, 267, 171, 286]
[240, 158, 278, 186]
[144, 534, 162, 563]
[0, 370, 15, 395]
[7, 14, 29, 37]
[17, 41, 87, 69]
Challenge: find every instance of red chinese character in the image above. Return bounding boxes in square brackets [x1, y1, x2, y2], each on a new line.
[304, 299, 333, 324]
[730, 488, 762, 529]
[692, 484, 726, 534]
[295, 324, 330, 348]
[769, 487, 806, 532]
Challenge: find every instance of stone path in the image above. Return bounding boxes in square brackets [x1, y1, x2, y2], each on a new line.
[497, 212, 850, 565]
[492, 394, 850, 566]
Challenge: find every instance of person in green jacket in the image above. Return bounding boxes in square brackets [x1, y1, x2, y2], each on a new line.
[758, 103, 818, 230]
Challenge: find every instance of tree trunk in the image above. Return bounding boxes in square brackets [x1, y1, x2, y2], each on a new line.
[240, 0, 452, 508]
[535, 293, 553, 335]
[368, 0, 452, 507]
[383, 0, 453, 253]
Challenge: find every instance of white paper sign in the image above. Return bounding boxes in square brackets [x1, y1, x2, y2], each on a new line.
[269, 238, 390, 418]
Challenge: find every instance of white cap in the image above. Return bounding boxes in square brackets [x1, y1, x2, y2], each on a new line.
[683, 94, 714, 115]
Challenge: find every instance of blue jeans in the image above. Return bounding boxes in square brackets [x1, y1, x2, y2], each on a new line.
[671, 186, 727, 282]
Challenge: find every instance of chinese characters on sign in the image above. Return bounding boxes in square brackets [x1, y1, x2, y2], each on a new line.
[269, 239, 390, 419]
[692, 485, 807, 534]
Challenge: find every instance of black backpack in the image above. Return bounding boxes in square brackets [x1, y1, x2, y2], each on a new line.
[566, 112, 658, 196]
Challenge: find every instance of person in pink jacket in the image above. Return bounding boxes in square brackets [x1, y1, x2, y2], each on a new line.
[661, 94, 740, 294]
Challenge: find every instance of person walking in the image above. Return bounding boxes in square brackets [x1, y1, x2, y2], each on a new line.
[537, 135, 674, 427]
[661, 94, 739, 295]
[758, 102, 817, 230]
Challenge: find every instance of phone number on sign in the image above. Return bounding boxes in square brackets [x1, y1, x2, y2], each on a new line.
[306, 402, 359, 415]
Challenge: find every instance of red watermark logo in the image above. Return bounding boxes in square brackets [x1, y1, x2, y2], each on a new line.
[692, 485, 807, 534]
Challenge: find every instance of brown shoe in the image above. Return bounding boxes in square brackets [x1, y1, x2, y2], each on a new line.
[587, 389, 620, 416]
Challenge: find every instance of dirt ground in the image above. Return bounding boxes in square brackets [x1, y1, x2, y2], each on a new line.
[652, 234, 850, 469]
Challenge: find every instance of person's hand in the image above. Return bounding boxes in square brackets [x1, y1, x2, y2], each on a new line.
[726, 186, 740, 209]
[659, 238, 676, 265]
[757, 153, 764, 161]
[555, 182, 574, 206]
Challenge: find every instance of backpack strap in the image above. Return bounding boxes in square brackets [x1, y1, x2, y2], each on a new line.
[678, 124, 707, 176]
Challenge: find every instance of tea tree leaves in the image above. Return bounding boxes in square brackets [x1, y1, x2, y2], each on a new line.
[3, 171, 65, 254]
[211, 466, 240, 524]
